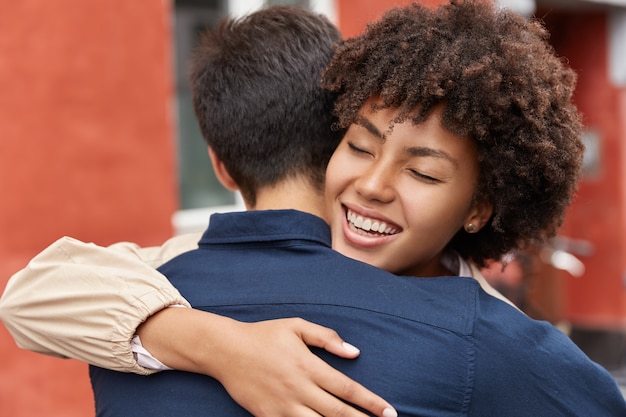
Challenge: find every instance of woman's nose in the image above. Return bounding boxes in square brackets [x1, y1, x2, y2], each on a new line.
[353, 162, 395, 203]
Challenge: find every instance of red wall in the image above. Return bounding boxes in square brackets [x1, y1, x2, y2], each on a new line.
[541, 11, 626, 329]
[0, 0, 177, 415]
[337, 0, 442, 36]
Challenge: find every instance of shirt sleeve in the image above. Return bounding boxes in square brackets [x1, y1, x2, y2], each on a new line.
[0, 234, 200, 375]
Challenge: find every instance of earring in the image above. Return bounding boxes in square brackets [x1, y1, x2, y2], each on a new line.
[465, 223, 476, 233]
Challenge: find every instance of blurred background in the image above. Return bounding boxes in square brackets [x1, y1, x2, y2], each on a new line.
[1, 0, 625, 415]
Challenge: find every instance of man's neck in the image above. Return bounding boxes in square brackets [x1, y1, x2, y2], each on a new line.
[251, 177, 327, 222]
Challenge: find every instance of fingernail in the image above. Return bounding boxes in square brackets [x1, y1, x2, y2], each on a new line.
[342, 342, 360, 354]
[383, 407, 398, 417]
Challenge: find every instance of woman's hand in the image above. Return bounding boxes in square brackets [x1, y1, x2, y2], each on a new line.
[137, 308, 397, 417]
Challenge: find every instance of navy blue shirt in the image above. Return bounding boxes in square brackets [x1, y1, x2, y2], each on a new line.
[91, 210, 626, 416]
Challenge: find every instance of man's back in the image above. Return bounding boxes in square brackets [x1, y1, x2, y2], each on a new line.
[90, 210, 626, 416]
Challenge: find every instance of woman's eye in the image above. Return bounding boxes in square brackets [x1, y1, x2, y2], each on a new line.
[348, 142, 372, 155]
[409, 170, 440, 183]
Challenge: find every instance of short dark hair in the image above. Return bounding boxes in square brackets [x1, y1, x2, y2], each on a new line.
[190, 6, 342, 206]
[322, 0, 584, 265]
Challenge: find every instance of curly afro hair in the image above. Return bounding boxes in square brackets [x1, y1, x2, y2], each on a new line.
[321, 0, 584, 266]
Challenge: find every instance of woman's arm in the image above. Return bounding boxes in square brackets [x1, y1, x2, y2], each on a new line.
[0, 236, 396, 417]
[0, 235, 198, 374]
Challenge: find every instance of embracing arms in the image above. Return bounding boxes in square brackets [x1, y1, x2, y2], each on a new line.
[0, 235, 396, 417]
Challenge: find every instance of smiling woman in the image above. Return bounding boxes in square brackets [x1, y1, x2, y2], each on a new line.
[325, 103, 489, 278]
[321, 0, 585, 273]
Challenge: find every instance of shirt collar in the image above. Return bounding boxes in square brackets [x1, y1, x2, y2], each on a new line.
[199, 209, 331, 247]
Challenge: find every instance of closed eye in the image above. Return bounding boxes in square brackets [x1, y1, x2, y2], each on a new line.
[348, 142, 373, 156]
[409, 169, 441, 184]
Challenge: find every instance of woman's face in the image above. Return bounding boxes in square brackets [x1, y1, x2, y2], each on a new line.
[325, 102, 491, 277]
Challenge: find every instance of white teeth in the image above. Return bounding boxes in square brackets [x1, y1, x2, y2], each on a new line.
[346, 209, 398, 235]
[354, 215, 363, 228]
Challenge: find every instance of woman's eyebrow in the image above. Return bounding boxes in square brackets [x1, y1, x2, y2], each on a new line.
[405, 146, 459, 168]
[354, 116, 385, 142]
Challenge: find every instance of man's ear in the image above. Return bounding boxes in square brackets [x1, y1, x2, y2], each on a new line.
[208, 147, 238, 191]
[464, 199, 494, 233]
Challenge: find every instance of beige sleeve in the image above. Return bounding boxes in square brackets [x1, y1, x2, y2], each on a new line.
[0, 233, 200, 375]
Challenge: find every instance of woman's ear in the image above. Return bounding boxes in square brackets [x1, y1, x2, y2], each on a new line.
[464, 199, 494, 233]
[208, 147, 238, 191]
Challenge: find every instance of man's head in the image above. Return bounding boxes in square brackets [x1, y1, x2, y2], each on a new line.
[190, 6, 342, 207]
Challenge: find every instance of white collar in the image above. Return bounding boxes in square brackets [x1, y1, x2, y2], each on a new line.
[440, 250, 473, 277]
